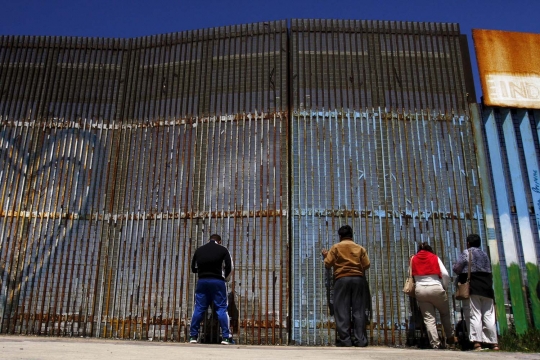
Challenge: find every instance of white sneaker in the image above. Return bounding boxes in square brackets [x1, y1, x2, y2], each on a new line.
[221, 337, 235, 345]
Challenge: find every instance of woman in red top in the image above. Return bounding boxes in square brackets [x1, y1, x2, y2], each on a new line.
[410, 242, 455, 349]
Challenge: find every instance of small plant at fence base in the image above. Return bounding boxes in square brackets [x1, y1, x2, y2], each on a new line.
[498, 327, 540, 352]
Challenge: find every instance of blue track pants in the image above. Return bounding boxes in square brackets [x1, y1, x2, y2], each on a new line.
[190, 278, 230, 339]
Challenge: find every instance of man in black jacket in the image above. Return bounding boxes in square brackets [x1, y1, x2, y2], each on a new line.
[189, 234, 234, 345]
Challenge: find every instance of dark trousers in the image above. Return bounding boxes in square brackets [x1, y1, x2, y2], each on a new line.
[333, 276, 367, 347]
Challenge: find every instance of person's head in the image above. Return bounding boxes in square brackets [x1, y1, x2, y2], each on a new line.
[209, 234, 222, 244]
[418, 242, 434, 254]
[338, 225, 353, 240]
[467, 234, 481, 248]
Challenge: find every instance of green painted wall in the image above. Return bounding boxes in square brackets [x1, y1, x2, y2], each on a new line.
[507, 264, 528, 334]
[491, 263, 507, 334]
[526, 263, 540, 329]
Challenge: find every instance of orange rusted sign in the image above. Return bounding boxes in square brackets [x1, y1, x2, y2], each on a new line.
[474, 29, 540, 109]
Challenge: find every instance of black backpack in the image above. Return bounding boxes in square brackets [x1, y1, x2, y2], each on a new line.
[455, 308, 474, 350]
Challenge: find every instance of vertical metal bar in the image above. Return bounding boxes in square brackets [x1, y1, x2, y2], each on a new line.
[41, 37, 73, 336]
[17, 39, 50, 336]
[2, 104, 32, 334]
[143, 38, 162, 340]
[257, 111, 264, 344]
[110, 91, 130, 340]
[501, 110, 537, 332]
[22, 38, 55, 336]
[124, 124, 141, 340]
[243, 111, 252, 342]
[130, 124, 146, 340]
[485, 109, 528, 332]
[89, 39, 116, 338]
[65, 38, 91, 336]
[271, 113, 278, 344]
[178, 32, 196, 340]
[125, 37, 144, 340]
[392, 112, 407, 343]
[161, 36, 176, 342]
[229, 57, 240, 339]
[0, 39, 23, 332]
[54, 38, 86, 337]
[383, 111, 399, 344]
[170, 63, 189, 342]
[64, 38, 93, 337]
[132, 36, 152, 340]
[236, 113, 247, 343]
[74, 68, 93, 337]
[5, 37, 37, 334]
[108, 41, 130, 340]
[96, 38, 122, 339]
[468, 104, 508, 332]
[153, 35, 170, 340]
[116, 40, 137, 339]
[263, 30, 272, 345]
[517, 110, 540, 327]
[47, 36, 78, 336]
[167, 36, 182, 342]
[364, 110, 379, 344]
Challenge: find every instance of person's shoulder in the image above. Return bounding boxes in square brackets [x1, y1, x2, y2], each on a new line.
[199, 242, 213, 251]
[354, 242, 366, 250]
[346, 241, 365, 252]
[328, 242, 340, 251]
[473, 247, 488, 255]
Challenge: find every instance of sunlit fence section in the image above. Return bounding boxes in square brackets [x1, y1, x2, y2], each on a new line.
[290, 109, 484, 345]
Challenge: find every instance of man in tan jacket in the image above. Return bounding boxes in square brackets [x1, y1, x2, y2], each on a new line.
[322, 225, 370, 347]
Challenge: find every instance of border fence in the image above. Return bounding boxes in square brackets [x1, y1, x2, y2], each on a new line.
[0, 19, 506, 345]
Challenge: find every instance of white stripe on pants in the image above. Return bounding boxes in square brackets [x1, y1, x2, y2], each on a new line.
[462, 294, 497, 344]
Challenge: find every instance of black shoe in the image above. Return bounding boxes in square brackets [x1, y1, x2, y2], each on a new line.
[353, 341, 368, 347]
[336, 340, 353, 347]
[189, 336, 198, 344]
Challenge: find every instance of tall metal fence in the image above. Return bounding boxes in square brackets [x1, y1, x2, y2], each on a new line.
[0, 19, 486, 345]
[289, 19, 481, 345]
[0, 22, 290, 344]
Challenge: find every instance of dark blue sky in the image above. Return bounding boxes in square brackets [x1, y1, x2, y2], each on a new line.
[1, 0, 539, 101]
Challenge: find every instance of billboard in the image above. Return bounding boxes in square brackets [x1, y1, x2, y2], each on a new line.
[474, 29, 540, 109]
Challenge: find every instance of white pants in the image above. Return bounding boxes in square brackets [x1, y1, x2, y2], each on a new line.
[462, 294, 497, 344]
[415, 283, 454, 349]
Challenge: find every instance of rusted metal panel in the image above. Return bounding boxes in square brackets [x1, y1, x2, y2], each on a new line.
[474, 29, 540, 109]
[290, 110, 482, 345]
[290, 19, 482, 345]
[0, 21, 289, 344]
